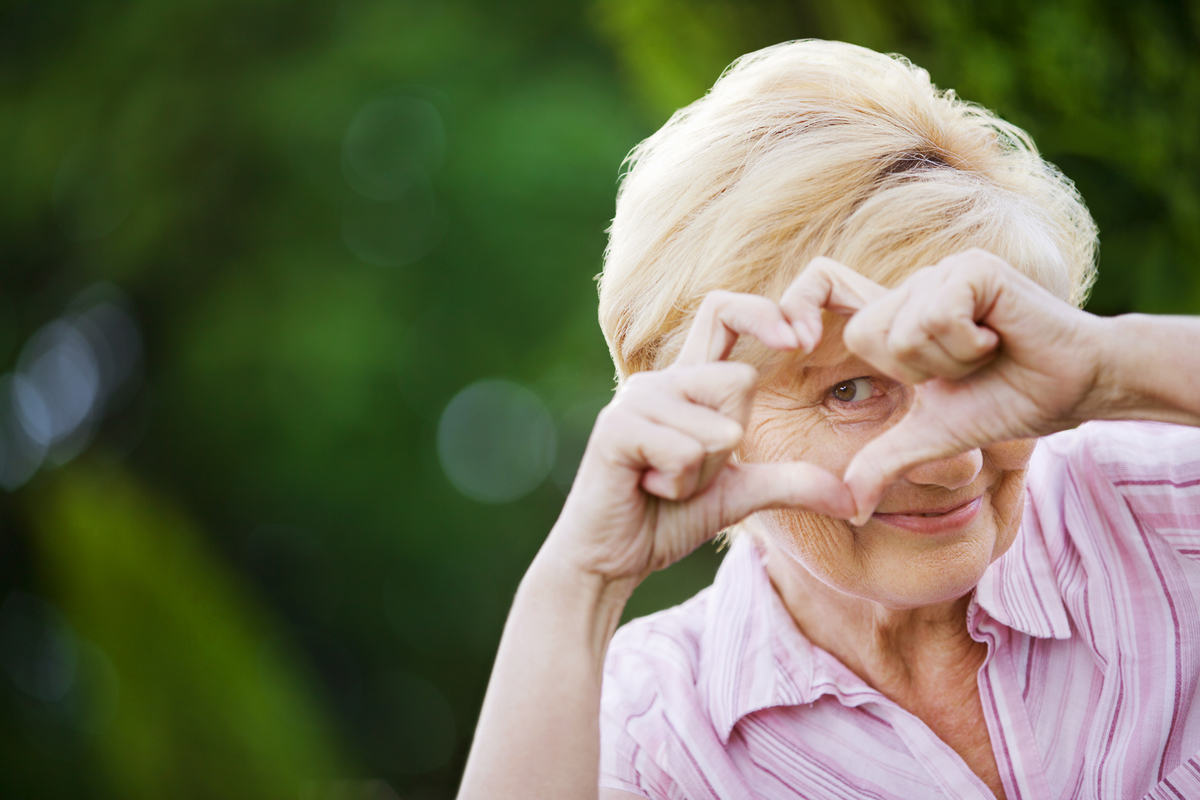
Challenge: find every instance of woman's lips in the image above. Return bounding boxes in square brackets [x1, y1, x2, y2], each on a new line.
[871, 496, 983, 534]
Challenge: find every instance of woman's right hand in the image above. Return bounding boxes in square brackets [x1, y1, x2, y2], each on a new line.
[541, 290, 857, 589]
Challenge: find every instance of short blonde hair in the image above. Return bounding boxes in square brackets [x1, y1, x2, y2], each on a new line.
[599, 40, 1098, 380]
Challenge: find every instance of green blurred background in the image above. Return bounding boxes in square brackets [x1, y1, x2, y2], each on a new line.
[1, 1, 1198, 797]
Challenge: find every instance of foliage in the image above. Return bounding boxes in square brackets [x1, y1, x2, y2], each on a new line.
[27, 461, 343, 800]
[0, 0, 1197, 798]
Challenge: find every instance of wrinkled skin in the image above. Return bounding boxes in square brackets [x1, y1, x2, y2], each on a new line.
[545, 248, 1102, 605]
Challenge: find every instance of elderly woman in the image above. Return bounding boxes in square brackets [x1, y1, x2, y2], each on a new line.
[457, 41, 1200, 799]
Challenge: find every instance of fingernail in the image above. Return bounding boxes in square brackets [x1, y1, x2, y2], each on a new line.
[791, 323, 808, 351]
[776, 321, 799, 349]
[792, 322, 814, 353]
[805, 318, 822, 349]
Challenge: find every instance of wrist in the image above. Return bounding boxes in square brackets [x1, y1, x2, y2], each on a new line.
[1075, 313, 1200, 424]
[519, 545, 638, 664]
[1072, 312, 1124, 423]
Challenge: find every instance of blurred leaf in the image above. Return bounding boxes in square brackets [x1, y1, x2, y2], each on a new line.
[24, 461, 346, 800]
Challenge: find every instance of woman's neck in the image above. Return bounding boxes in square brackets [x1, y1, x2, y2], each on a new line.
[761, 536, 985, 702]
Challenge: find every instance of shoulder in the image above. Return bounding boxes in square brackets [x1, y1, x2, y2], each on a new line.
[1032, 420, 1200, 482]
[1024, 420, 1200, 596]
[1026, 421, 1200, 525]
[599, 588, 715, 799]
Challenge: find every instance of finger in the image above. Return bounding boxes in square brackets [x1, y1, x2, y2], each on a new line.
[636, 426, 706, 501]
[628, 394, 745, 492]
[779, 257, 888, 352]
[921, 308, 1000, 365]
[698, 461, 858, 528]
[888, 264, 1000, 366]
[666, 361, 759, 422]
[843, 297, 933, 385]
[676, 290, 799, 366]
[885, 319, 984, 382]
[841, 400, 971, 523]
[630, 396, 745, 454]
[919, 276, 1002, 363]
[614, 364, 758, 495]
[595, 412, 707, 500]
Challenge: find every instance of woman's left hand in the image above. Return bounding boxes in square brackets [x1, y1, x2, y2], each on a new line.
[783, 248, 1107, 523]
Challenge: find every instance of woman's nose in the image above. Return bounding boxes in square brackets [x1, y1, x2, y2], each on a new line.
[902, 448, 983, 490]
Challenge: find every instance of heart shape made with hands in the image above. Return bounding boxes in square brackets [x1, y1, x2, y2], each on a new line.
[674, 249, 1098, 527]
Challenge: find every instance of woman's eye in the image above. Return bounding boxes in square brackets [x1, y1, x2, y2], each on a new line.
[830, 377, 874, 403]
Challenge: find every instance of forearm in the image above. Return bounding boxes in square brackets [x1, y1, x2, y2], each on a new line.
[457, 547, 636, 800]
[1084, 314, 1200, 426]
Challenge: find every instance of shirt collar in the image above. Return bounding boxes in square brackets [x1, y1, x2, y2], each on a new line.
[973, 486, 1072, 640]
[699, 536, 881, 745]
[698, 497, 1071, 744]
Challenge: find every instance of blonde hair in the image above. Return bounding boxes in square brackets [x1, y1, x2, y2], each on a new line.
[598, 40, 1098, 380]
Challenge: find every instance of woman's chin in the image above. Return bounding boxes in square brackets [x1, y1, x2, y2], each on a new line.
[824, 531, 996, 610]
[861, 538, 996, 609]
[761, 507, 1005, 611]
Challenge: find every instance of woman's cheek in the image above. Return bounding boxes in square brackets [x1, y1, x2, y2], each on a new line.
[985, 437, 1038, 471]
[761, 507, 850, 563]
[741, 410, 825, 464]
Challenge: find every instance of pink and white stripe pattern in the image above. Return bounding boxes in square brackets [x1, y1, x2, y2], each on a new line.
[600, 421, 1200, 799]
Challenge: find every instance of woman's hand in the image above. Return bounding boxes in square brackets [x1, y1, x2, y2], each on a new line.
[783, 249, 1106, 522]
[543, 290, 857, 589]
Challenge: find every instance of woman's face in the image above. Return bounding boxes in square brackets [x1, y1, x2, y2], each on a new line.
[743, 319, 1035, 610]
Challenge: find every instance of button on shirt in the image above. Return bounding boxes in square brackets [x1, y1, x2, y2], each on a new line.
[599, 422, 1200, 799]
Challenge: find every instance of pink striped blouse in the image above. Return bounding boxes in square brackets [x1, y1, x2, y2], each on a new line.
[599, 421, 1200, 799]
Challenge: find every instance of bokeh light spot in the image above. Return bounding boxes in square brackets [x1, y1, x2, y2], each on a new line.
[0, 592, 78, 705]
[0, 284, 142, 488]
[0, 374, 48, 490]
[342, 94, 445, 201]
[16, 321, 101, 447]
[437, 379, 556, 503]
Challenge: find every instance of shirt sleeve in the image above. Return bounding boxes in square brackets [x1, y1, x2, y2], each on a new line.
[599, 619, 689, 800]
[599, 706, 677, 799]
[1083, 421, 1200, 561]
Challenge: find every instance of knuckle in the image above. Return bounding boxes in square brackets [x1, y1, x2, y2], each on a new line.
[591, 404, 625, 437]
[888, 326, 927, 359]
[716, 419, 745, 448]
[677, 437, 706, 465]
[921, 310, 957, 336]
[906, 264, 946, 288]
[804, 256, 836, 275]
[622, 371, 655, 392]
[701, 289, 735, 311]
[619, 371, 671, 403]
[958, 247, 1006, 272]
[913, 263, 941, 278]
[593, 404, 616, 427]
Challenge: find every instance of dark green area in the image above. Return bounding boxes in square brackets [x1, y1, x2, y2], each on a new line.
[0, 1, 1196, 797]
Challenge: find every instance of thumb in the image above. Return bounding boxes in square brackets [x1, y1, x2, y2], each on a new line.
[842, 410, 969, 524]
[703, 461, 856, 529]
